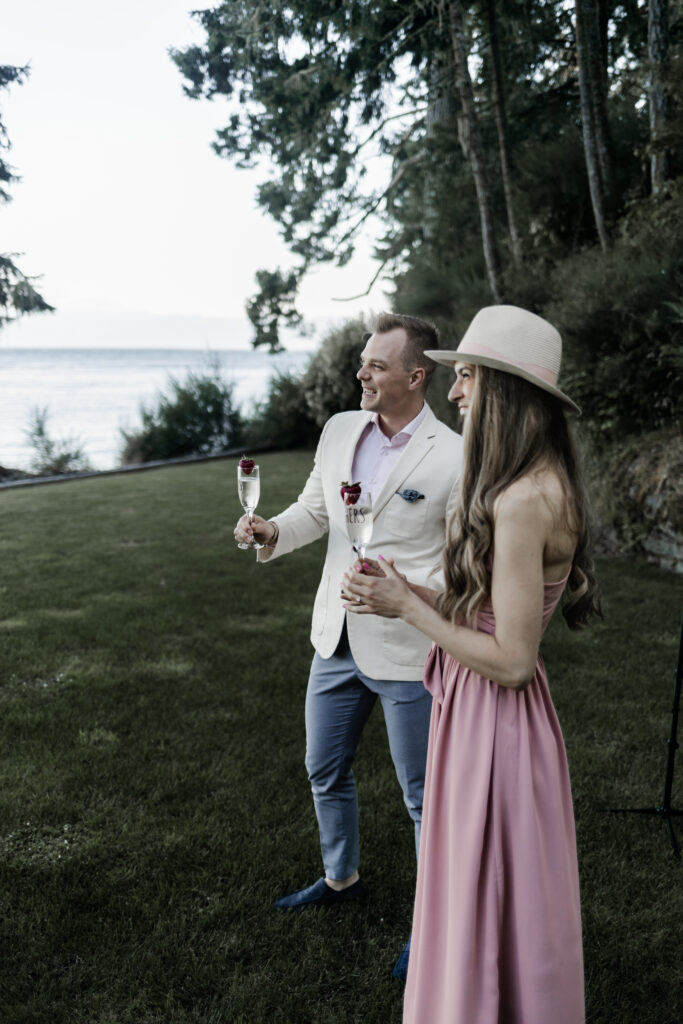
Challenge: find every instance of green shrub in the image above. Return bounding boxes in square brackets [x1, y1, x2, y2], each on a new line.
[423, 363, 461, 430]
[302, 317, 367, 426]
[247, 369, 318, 449]
[545, 184, 683, 442]
[120, 369, 244, 464]
[24, 406, 91, 476]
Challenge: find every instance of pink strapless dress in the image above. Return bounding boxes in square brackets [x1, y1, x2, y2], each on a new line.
[403, 578, 584, 1024]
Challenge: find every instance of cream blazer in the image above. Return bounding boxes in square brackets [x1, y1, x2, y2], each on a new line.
[258, 405, 463, 681]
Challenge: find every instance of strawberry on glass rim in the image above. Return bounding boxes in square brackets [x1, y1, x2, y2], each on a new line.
[340, 481, 362, 505]
[239, 455, 256, 475]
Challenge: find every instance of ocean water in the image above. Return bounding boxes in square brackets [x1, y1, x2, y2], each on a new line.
[0, 348, 313, 471]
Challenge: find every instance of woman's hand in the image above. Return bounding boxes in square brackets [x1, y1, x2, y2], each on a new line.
[352, 556, 385, 578]
[342, 556, 413, 618]
[351, 556, 408, 582]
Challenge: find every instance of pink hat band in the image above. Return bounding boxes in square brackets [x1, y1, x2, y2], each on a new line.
[424, 305, 580, 414]
[460, 339, 559, 387]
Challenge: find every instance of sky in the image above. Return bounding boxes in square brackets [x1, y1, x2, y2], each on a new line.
[1, 0, 388, 348]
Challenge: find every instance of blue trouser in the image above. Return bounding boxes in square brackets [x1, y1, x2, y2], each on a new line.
[304, 630, 432, 880]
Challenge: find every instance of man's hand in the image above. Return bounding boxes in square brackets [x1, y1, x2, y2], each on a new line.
[234, 513, 276, 548]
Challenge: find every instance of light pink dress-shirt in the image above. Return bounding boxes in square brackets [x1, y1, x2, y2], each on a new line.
[351, 404, 427, 499]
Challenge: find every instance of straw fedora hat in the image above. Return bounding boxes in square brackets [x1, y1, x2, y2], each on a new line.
[425, 305, 580, 414]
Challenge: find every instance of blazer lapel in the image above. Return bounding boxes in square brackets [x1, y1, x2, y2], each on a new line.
[372, 406, 438, 519]
[340, 412, 374, 484]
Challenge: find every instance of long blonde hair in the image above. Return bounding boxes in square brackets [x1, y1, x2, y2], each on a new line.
[436, 366, 601, 630]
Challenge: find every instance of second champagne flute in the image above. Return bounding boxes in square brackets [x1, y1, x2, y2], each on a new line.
[343, 486, 373, 561]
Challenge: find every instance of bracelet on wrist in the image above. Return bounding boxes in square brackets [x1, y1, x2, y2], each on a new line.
[266, 521, 279, 548]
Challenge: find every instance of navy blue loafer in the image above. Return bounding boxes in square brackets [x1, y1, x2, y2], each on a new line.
[392, 935, 411, 980]
[273, 876, 366, 910]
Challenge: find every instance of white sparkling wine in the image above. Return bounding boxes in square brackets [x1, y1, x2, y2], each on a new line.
[238, 474, 260, 512]
[345, 505, 373, 550]
[236, 463, 264, 550]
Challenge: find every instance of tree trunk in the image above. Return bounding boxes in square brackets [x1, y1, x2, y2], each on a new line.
[649, 0, 670, 194]
[587, 0, 613, 190]
[447, 0, 504, 301]
[574, 0, 610, 250]
[487, 0, 522, 266]
[424, 56, 456, 244]
[597, 0, 610, 93]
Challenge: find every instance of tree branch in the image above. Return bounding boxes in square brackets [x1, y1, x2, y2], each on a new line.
[332, 150, 427, 251]
[348, 107, 428, 159]
[331, 257, 392, 301]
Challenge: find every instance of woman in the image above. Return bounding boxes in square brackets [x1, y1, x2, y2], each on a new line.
[342, 306, 600, 1024]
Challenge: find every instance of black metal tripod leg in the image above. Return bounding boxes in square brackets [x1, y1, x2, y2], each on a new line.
[664, 813, 681, 861]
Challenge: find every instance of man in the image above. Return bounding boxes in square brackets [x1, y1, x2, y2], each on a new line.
[234, 313, 463, 953]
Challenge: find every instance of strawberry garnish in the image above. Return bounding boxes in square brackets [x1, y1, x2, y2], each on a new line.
[340, 481, 362, 505]
[239, 455, 256, 475]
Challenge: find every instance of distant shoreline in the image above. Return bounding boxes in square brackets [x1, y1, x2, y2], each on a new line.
[0, 345, 316, 354]
[0, 310, 337, 352]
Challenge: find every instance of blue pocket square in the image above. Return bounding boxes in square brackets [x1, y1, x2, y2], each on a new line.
[396, 488, 425, 503]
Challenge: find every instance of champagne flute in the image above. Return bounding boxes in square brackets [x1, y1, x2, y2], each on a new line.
[344, 487, 373, 561]
[237, 463, 264, 549]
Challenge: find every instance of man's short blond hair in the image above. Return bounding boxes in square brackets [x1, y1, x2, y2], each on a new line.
[370, 312, 440, 386]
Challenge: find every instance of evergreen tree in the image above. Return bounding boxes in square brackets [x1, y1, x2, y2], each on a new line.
[172, 1, 682, 442]
[0, 65, 54, 327]
[172, 0, 438, 348]
[574, 0, 613, 249]
[649, 0, 672, 193]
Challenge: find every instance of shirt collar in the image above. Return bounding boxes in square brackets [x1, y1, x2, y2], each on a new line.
[371, 403, 427, 442]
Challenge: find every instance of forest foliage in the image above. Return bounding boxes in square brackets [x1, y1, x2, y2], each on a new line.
[173, 0, 682, 441]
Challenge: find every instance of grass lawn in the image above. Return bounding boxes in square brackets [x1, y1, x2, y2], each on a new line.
[0, 452, 681, 1023]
